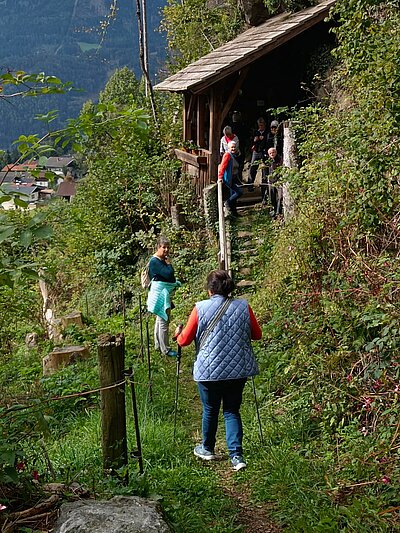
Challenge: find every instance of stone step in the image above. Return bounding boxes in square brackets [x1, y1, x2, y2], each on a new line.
[237, 231, 253, 238]
[238, 248, 257, 255]
[236, 280, 256, 288]
[239, 267, 252, 276]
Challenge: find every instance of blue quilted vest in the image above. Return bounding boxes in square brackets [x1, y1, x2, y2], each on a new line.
[193, 295, 259, 382]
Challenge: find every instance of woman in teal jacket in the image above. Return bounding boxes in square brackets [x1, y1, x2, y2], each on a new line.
[147, 236, 180, 357]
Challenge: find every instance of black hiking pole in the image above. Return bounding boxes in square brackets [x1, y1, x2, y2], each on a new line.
[138, 294, 144, 360]
[124, 367, 144, 475]
[121, 285, 126, 333]
[251, 376, 264, 445]
[173, 344, 182, 441]
[145, 313, 153, 402]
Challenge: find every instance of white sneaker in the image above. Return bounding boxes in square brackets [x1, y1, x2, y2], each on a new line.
[231, 456, 247, 471]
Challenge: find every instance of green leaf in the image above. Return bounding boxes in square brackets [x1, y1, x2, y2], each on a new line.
[32, 225, 53, 240]
[0, 226, 15, 242]
[0, 451, 16, 465]
[28, 210, 47, 228]
[2, 466, 19, 483]
[19, 230, 32, 248]
[14, 197, 29, 208]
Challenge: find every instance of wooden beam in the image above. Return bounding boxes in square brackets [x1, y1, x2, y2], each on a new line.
[183, 93, 189, 141]
[197, 95, 206, 148]
[220, 67, 249, 124]
[183, 93, 197, 141]
[209, 88, 221, 181]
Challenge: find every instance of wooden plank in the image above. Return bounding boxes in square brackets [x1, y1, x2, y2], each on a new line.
[174, 149, 207, 168]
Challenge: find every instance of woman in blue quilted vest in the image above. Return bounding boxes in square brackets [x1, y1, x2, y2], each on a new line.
[176, 270, 262, 471]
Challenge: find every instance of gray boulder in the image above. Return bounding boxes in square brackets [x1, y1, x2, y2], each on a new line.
[54, 495, 171, 533]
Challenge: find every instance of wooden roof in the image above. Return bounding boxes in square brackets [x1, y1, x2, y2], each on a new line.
[155, 0, 336, 94]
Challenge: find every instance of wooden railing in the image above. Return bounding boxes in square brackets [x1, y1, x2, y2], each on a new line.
[174, 148, 212, 199]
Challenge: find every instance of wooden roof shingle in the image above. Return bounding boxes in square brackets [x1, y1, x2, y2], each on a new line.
[154, 0, 336, 93]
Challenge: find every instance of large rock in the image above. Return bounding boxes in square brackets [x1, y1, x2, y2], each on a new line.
[238, 0, 271, 26]
[53, 496, 171, 533]
[43, 345, 90, 376]
[25, 332, 38, 348]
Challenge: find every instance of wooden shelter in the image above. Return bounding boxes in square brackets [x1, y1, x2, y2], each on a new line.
[154, 0, 336, 194]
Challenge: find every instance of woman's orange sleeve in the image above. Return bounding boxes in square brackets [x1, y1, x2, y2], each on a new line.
[248, 305, 262, 340]
[177, 306, 198, 346]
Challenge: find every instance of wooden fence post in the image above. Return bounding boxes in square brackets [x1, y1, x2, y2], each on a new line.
[97, 333, 127, 474]
[282, 120, 297, 220]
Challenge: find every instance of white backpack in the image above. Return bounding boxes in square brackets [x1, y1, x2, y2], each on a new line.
[140, 262, 151, 289]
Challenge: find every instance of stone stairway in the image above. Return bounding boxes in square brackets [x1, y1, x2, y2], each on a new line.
[229, 206, 260, 295]
[237, 183, 263, 207]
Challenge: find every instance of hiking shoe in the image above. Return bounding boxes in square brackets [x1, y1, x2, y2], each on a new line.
[231, 456, 247, 471]
[166, 349, 178, 357]
[194, 445, 216, 461]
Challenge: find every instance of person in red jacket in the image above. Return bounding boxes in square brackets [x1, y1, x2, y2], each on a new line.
[218, 141, 243, 217]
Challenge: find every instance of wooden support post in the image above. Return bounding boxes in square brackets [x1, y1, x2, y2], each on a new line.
[209, 88, 221, 181]
[282, 120, 297, 220]
[197, 95, 206, 148]
[183, 93, 190, 141]
[217, 180, 227, 270]
[97, 333, 127, 474]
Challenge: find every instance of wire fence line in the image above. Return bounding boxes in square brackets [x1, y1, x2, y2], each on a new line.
[3, 376, 152, 416]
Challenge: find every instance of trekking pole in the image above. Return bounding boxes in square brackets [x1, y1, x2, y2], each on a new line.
[138, 294, 144, 360]
[121, 284, 126, 333]
[124, 367, 144, 475]
[145, 313, 153, 402]
[251, 376, 264, 445]
[173, 344, 182, 441]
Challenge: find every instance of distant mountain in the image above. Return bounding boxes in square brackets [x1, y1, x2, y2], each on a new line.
[0, 0, 166, 149]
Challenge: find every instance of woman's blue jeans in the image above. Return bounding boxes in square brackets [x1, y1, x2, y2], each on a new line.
[227, 182, 243, 213]
[197, 378, 247, 458]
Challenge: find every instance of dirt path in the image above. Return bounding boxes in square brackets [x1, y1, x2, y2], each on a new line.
[216, 465, 282, 533]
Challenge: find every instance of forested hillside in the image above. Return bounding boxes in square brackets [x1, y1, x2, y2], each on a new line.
[0, 0, 399, 531]
[0, 0, 165, 148]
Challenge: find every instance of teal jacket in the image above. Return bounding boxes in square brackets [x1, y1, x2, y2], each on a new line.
[147, 280, 181, 321]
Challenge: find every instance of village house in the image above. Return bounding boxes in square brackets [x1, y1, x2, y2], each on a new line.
[45, 156, 76, 177]
[1, 184, 40, 210]
[1, 161, 38, 173]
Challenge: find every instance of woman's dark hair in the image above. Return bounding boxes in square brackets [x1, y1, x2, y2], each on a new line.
[156, 235, 170, 248]
[206, 270, 235, 297]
